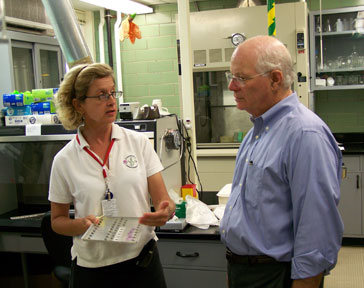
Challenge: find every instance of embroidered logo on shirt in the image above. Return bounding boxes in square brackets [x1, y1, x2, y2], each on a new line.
[123, 155, 138, 168]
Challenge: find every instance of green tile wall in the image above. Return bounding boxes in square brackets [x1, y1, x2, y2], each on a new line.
[93, 0, 364, 121]
[93, 1, 239, 116]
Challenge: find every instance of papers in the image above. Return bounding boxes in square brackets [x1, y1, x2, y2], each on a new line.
[81, 216, 141, 243]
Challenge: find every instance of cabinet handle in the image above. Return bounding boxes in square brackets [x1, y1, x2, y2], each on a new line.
[342, 167, 347, 179]
[357, 175, 360, 189]
[176, 251, 199, 258]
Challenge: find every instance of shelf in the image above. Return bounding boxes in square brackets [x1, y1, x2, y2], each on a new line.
[317, 67, 364, 73]
[315, 30, 358, 36]
[313, 85, 364, 91]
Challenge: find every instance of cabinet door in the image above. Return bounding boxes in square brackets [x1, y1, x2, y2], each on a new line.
[163, 268, 227, 288]
[309, 7, 364, 91]
[34, 44, 63, 89]
[339, 172, 362, 236]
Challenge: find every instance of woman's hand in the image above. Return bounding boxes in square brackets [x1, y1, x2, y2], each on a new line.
[78, 215, 100, 234]
[139, 200, 174, 227]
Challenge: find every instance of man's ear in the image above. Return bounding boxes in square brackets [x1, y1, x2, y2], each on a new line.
[270, 70, 283, 90]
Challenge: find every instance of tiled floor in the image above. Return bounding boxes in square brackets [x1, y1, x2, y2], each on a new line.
[324, 246, 364, 288]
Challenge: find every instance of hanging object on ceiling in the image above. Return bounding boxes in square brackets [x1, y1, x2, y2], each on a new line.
[267, 0, 276, 36]
[119, 13, 142, 44]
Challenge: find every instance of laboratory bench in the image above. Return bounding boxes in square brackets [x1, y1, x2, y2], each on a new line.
[0, 211, 227, 288]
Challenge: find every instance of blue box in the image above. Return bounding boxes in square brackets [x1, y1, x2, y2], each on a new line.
[31, 102, 51, 115]
[5, 105, 32, 116]
[3, 94, 34, 107]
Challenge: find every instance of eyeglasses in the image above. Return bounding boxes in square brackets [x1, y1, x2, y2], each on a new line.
[84, 91, 123, 101]
[225, 71, 270, 85]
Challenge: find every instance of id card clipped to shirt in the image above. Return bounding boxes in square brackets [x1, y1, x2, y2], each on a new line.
[102, 188, 117, 217]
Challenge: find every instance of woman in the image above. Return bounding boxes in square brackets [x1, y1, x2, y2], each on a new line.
[49, 63, 175, 287]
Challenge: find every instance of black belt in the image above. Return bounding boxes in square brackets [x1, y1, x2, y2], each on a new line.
[226, 249, 278, 264]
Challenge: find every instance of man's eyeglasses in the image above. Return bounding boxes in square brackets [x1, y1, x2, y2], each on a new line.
[84, 91, 123, 101]
[225, 71, 270, 85]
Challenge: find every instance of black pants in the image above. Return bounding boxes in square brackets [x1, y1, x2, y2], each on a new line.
[227, 259, 324, 288]
[69, 242, 166, 288]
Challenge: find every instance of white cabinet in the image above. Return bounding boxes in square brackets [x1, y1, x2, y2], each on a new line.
[158, 238, 228, 288]
[309, 6, 364, 91]
[339, 155, 364, 237]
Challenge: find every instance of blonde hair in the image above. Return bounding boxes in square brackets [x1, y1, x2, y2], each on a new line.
[56, 63, 115, 130]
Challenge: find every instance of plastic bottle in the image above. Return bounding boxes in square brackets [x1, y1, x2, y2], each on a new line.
[336, 18, 343, 32]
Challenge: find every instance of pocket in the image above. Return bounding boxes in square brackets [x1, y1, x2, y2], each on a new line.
[245, 165, 264, 207]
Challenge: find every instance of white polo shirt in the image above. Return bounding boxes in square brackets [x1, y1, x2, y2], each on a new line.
[49, 123, 163, 268]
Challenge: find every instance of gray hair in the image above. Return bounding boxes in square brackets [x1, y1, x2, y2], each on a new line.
[250, 36, 295, 89]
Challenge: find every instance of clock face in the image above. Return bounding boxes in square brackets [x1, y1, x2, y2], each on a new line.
[231, 33, 246, 46]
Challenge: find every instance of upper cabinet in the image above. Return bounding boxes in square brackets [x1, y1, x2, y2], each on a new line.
[309, 6, 364, 91]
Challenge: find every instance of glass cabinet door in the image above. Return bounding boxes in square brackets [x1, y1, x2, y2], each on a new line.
[193, 70, 253, 147]
[310, 6, 364, 91]
[11, 42, 35, 92]
[35, 44, 63, 89]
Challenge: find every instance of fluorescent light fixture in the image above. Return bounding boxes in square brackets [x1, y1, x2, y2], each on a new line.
[80, 0, 153, 14]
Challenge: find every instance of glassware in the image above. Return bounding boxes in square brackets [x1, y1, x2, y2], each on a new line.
[335, 18, 343, 32]
[316, 17, 321, 33]
[336, 75, 343, 86]
[325, 19, 332, 32]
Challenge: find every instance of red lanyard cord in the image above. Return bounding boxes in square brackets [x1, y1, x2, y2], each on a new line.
[76, 135, 115, 178]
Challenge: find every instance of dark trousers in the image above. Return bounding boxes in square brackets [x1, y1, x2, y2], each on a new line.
[227, 259, 325, 288]
[69, 243, 166, 288]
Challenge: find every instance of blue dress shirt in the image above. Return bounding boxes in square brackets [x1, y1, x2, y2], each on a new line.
[220, 93, 343, 279]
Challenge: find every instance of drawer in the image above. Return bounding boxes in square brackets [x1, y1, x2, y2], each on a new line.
[0, 233, 47, 253]
[158, 239, 227, 270]
[164, 268, 227, 288]
[342, 156, 360, 171]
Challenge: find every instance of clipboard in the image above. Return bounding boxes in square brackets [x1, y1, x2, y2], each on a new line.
[81, 216, 141, 243]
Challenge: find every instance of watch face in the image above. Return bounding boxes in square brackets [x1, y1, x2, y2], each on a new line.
[231, 33, 246, 46]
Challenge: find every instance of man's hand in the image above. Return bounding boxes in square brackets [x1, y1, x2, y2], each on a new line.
[292, 273, 323, 288]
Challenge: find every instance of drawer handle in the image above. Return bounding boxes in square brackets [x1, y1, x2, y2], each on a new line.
[176, 251, 199, 258]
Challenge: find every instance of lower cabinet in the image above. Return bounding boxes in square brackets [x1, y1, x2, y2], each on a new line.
[157, 238, 228, 288]
[339, 155, 363, 237]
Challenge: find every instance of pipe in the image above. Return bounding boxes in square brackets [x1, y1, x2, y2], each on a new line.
[114, 12, 123, 96]
[98, 9, 105, 63]
[0, 0, 6, 39]
[105, 9, 113, 69]
[41, 0, 93, 67]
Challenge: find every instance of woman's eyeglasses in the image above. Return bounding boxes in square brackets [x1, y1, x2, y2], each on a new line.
[84, 91, 123, 101]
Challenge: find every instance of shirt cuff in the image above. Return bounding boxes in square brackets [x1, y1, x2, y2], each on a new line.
[291, 249, 335, 279]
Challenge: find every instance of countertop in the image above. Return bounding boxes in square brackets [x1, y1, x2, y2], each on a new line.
[0, 210, 221, 240]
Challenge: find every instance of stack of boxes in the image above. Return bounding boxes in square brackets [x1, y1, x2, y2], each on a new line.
[2, 88, 60, 126]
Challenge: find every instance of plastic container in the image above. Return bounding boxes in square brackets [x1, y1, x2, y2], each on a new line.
[175, 201, 186, 218]
[216, 183, 232, 205]
[181, 184, 197, 200]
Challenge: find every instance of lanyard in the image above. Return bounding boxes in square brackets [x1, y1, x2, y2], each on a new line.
[76, 134, 115, 182]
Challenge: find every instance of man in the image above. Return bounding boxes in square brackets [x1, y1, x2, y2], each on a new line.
[219, 35, 343, 288]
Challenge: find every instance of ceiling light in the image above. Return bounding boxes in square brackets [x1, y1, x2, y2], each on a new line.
[80, 0, 153, 14]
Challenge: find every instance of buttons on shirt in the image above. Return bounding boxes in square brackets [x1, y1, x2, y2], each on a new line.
[265, 126, 269, 131]
[255, 135, 259, 140]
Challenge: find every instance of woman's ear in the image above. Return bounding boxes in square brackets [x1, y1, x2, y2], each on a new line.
[72, 98, 83, 114]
